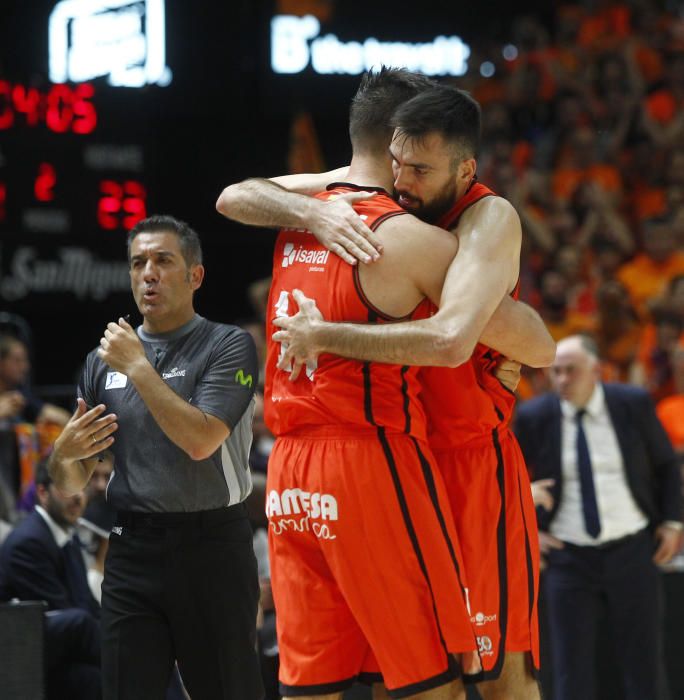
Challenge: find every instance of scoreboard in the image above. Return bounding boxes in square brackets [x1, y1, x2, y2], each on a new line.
[0, 80, 148, 236]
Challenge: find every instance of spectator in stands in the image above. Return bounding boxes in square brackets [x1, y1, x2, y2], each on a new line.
[0, 475, 16, 544]
[0, 335, 70, 426]
[538, 269, 595, 342]
[554, 244, 596, 317]
[553, 125, 623, 204]
[594, 279, 641, 381]
[668, 273, 684, 317]
[632, 307, 683, 402]
[591, 50, 642, 162]
[616, 216, 684, 317]
[571, 182, 635, 257]
[625, 267, 683, 403]
[0, 459, 101, 699]
[657, 346, 684, 456]
[642, 50, 684, 148]
[590, 236, 627, 287]
[534, 90, 589, 171]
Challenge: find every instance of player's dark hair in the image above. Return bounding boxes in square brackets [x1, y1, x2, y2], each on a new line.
[391, 85, 481, 167]
[127, 215, 203, 267]
[348, 66, 436, 156]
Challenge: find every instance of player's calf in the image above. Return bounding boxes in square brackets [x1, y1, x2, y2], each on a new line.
[372, 680, 466, 699]
[477, 652, 540, 700]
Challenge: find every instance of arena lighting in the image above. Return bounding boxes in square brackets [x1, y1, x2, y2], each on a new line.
[271, 15, 471, 76]
[480, 61, 495, 78]
[48, 0, 171, 87]
[502, 44, 518, 61]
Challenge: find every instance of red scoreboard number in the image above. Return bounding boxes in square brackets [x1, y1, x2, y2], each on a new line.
[34, 163, 57, 202]
[24, 164, 146, 231]
[0, 81, 97, 134]
[98, 180, 147, 230]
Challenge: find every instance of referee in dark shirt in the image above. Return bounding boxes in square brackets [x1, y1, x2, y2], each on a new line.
[49, 215, 264, 700]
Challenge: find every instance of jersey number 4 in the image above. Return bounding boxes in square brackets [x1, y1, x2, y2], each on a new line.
[274, 290, 317, 381]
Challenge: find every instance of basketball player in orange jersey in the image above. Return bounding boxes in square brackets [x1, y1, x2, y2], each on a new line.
[217, 83, 553, 699]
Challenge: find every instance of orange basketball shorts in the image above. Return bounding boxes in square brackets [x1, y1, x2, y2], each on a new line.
[433, 428, 540, 679]
[266, 427, 476, 698]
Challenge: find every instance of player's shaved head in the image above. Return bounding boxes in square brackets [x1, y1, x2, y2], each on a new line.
[348, 66, 436, 158]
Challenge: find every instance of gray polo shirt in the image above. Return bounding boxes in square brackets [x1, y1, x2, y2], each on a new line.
[78, 315, 258, 513]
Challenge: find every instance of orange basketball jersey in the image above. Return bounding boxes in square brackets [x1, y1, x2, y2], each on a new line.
[265, 183, 432, 440]
[421, 181, 520, 447]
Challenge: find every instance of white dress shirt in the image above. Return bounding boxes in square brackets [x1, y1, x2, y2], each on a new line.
[550, 383, 648, 546]
[36, 505, 73, 547]
[36, 505, 100, 603]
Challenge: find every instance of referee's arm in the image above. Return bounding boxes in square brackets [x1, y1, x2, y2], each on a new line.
[126, 360, 230, 461]
[98, 318, 231, 460]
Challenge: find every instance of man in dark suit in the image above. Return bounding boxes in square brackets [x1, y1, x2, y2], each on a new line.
[0, 459, 101, 699]
[514, 334, 682, 700]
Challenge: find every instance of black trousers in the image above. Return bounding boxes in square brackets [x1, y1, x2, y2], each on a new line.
[101, 503, 264, 700]
[544, 528, 669, 700]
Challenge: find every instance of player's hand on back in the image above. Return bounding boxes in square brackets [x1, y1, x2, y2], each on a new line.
[273, 289, 325, 381]
[494, 358, 522, 392]
[310, 191, 383, 265]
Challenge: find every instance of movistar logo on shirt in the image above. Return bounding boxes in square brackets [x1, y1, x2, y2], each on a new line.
[281, 242, 329, 269]
[162, 367, 186, 379]
[235, 369, 253, 387]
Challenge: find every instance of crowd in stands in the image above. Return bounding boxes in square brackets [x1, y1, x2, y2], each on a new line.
[455, 1, 684, 453]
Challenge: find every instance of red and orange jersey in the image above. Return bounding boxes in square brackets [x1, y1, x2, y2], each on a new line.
[422, 182, 521, 446]
[265, 183, 431, 439]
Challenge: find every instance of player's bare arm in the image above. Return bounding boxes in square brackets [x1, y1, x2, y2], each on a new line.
[99, 317, 230, 461]
[48, 399, 118, 494]
[354, 213, 458, 316]
[275, 197, 555, 368]
[278, 213, 458, 380]
[269, 166, 349, 194]
[479, 297, 554, 366]
[216, 170, 383, 264]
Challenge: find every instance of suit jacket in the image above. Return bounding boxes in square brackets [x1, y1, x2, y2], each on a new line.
[514, 383, 682, 533]
[0, 509, 99, 616]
